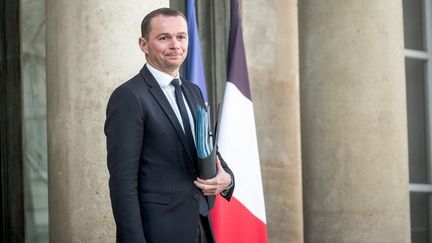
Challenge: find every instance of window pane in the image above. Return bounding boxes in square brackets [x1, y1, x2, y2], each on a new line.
[403, 0, 425, 50]
[20, 0, 49, 241]
[411, 193, 431, 243]
[406, 58, 428, 183]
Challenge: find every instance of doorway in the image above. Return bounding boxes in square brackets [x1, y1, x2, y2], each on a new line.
[0, 0, 25, 242]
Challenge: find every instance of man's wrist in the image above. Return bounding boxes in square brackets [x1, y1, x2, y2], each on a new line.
[220, 176, 233, 196]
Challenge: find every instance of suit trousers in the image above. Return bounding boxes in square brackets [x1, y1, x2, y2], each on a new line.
[197, 215, 213, 243]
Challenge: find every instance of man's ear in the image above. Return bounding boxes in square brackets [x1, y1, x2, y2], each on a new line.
[138, 37, 148, 54]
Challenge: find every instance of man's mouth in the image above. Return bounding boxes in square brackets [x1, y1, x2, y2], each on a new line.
[166, 53, 182, 57]
[166, 54, 182, 60]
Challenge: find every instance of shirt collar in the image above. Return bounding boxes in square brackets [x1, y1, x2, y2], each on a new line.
[146, 63, 181, 88]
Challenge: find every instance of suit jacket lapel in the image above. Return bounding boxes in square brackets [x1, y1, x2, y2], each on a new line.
[139, 65, 195, 164]
[181, 81, 199, 124]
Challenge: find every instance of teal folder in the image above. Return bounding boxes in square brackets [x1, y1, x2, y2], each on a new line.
[196, 104, 217, 209]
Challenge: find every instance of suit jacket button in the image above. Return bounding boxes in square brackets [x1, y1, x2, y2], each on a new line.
[193, 194, 199, 200]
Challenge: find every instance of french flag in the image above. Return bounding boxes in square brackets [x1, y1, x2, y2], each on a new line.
[210, 0, 268, 242]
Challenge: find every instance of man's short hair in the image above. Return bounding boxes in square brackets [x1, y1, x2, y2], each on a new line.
[141, 8, 187, 39]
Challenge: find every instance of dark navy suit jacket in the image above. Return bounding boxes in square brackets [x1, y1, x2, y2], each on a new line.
[105, 65, 234, 243]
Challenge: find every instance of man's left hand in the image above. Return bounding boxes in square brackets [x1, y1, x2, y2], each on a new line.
[193, 157, 232, 196]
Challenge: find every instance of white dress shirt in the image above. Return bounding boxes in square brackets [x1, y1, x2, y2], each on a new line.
[146, 64, 196, 145]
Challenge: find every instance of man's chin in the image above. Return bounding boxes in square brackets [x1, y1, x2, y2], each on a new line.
[166, 57, 183, 63]
[166, 60, 184, 68]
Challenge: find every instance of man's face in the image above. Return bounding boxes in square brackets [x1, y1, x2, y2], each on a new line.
[139, 15, 188, 76]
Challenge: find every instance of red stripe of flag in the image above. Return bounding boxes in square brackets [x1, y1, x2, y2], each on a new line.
[210, 196, 268, 243]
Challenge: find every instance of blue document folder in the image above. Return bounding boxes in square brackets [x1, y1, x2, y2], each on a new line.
[197, 105, 214, 159]
[196, 104, 217, 209]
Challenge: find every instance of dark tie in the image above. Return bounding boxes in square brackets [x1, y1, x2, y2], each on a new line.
[171, 79, 195, 152]
[171, 79, 208, 217]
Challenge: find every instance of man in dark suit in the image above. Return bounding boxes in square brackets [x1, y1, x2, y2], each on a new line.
[105, 8, 234, 243]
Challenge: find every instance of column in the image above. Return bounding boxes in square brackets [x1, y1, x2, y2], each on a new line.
[299, 1, 410, 242]
[46, 1, 168, 242]
[243, 0, 304, 242]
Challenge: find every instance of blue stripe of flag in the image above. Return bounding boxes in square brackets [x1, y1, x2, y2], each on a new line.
[183, 0, 208, 101]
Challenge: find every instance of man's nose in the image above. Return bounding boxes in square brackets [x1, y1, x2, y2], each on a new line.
[170, 38, 180, 48]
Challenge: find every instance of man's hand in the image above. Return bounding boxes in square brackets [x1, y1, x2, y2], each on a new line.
[193, 157, 232, 196]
